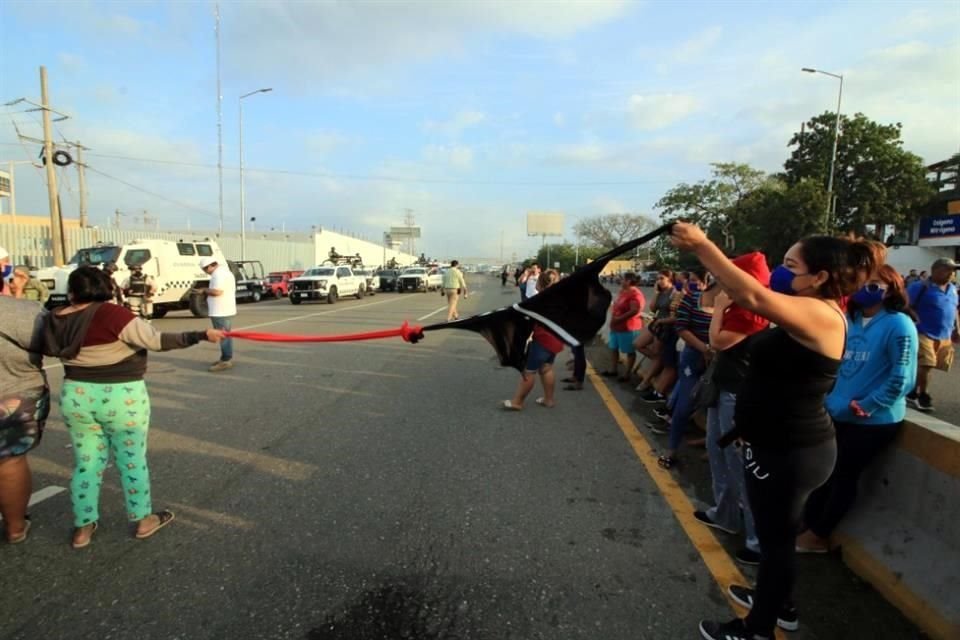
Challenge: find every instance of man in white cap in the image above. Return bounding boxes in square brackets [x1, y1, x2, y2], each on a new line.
[200, 257, 236, 371]
[0, 246, 12, 296]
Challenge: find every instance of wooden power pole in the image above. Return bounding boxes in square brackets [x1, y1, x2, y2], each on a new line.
[75, 142, 88, 228]
[40, 66, 65, 266]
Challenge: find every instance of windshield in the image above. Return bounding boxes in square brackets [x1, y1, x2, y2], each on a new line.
[305, 268, 335, 277]
[404, 268, 426, 275]
[70, 246, 120, 266]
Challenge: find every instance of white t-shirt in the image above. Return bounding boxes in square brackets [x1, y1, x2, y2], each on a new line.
[207, 266, 237, 317]
[525, 273, 540, 299]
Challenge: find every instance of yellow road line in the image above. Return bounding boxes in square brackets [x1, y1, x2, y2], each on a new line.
[588, 366, 786, 639]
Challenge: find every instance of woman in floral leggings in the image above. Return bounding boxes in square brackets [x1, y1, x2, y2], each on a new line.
[42, 267, 223, 549]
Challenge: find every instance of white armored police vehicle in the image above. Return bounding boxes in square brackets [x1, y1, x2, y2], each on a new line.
[37, 238, 227, 318]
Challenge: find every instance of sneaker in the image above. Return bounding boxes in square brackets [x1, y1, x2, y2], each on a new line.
[916, 393, 934, 412]
[735, 547, 761, 566]
[208, 360, 234, 372]
[693, 510, 738, 535]
[647, 421, 669, 435]
[727, 585, 799, 632]
[699, 618, 770, 640]
[640, 389, 665, 404]
[653, 407, 671, 422]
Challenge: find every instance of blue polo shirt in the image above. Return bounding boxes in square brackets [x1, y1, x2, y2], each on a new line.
[908, 280, 958, 340]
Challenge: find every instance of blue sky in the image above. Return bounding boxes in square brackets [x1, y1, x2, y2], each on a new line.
[2, 0, 958, 259]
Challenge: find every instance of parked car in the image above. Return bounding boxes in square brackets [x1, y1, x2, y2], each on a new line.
[398, 267, 443, 293]
[264, 270, 304, 297]
[352, 267, 379, 296]
[641, 271, 660, 286]
[377, 268, 400, 292]
[229, 260, 267, 303]
[289, 265, 364, 304]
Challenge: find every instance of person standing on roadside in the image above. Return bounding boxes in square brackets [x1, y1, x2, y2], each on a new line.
[520, 263, 541, 302]
[905, 258, 958, 412]
[200, 258, 237, 372]
[599, 272, 645, 382]
[502, 269, 561, 410]
[0, 246, 12, 296]
[443, 260, 469, 321]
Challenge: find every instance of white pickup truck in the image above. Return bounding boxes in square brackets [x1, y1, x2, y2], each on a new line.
[397, 267, 443, 293]
[288, 265, 364, 304]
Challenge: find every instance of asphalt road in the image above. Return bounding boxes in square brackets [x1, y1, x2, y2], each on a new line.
[1, 277, 924, 639]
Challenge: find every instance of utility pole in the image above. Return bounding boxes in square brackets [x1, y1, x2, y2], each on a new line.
[403, 208, 415, 256]
[74, 141, 88, 228]
[115, 208, 122, 228]
[40, 66, 65, 266]
[215, 2, 224, 235]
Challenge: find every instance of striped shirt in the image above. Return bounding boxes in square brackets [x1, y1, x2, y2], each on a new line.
[675, 291, 712, 344]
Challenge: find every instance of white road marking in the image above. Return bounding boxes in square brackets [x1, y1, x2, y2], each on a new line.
[0, 485, 68, 520]
[236, 296, 410, 331]
[417, 306, 448, 321]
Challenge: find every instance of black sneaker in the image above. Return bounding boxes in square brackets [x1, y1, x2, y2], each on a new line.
[653, 407, 671, 422]
[917, 393, 934, 412]
[699, 618, 770, 640]
[647, 421, 669, 435]
[640, 389, 665, 404]
[735, 547, 761, 566]
[694, 510, 738, 535]
[727, 585, 799, 632]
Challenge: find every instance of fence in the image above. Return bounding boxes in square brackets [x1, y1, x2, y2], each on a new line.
[0, 224, 417, 273]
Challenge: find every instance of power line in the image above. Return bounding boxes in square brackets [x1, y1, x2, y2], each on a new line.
[83, 165, 220, 219]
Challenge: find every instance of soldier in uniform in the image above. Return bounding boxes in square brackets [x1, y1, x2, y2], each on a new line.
[122, 264, 157, 318]
[8, 265, 50, 304]
[102, 262, 125, 305]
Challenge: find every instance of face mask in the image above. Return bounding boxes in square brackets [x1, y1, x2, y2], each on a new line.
[770, 265, 805, 295]
[851, 283, 886, 308]
[1, 264, 11, 279]
[674, 282, 683, 291]
[687, 281, 702, 292]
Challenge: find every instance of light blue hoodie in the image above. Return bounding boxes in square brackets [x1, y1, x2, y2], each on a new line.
[826, 309, 918, 425]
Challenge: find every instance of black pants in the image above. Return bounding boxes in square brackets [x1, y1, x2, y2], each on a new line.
[803, 420, 901, 539]
[743, 439, 837, 635]
[572, 345, 586, 384]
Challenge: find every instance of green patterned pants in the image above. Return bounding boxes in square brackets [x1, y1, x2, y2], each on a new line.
[61, 380, 152, 526]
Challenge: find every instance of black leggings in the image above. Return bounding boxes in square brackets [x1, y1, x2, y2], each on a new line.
[803, 421, 901, 538]
[572, 345, 587, 383]
[743, 439, 837, 635]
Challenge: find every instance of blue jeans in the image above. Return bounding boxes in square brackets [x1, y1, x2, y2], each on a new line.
[667, 346, 704, 451]
[706, 391, 759, 552]
[210, 316, 233, 362]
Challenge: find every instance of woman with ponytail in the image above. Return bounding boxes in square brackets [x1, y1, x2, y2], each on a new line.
[670, 223, 880, 640]
[797, 264, 917, 553]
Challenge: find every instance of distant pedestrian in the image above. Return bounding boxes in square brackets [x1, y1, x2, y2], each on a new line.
[0, 295, 48, 544]
[443, 260, 468, 321]
[905, 258, 958, 412]
[904, 269, 920, 287]
[0, 246, 11, 296]
[501, 268, 509, 287]
[672, 223, 882, 640]
[514, 267, 522, 288]
[599, 272, 645, 382]
[201, 258, 237, 372]
[798, 264, 917, 554]
[41, 266, 224, 548]
[520, 263, 541, 302]
[502, 269, 561, 410]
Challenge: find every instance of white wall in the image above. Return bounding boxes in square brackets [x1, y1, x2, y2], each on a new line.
[312, 229, 417, 268]
[885, 244, 954, 274]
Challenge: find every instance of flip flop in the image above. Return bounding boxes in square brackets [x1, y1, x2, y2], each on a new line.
[135, 510, 176, 540]
[535, 397, 555, 408]
[501, 401, 522, 411]
[71, 521, 98, 550]
[7, 516, 31, 544]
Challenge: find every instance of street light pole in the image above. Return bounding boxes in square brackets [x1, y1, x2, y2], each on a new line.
[802, 67, 844, 232]
[239, 88, 272, 261]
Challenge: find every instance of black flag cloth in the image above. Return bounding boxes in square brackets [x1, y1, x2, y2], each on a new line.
[421, 224, 673, 371]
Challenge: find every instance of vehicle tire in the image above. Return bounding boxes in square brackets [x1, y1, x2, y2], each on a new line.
[189, 291, 209, 318]
[151, 307, 169, 319]
[328, 287, 338, 304]
[290, 295, 302, 305]
[355, 285, 364, 299]
[252, 290, 262, 303]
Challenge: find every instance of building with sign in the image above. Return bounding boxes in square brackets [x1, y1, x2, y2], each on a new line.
[918, 157, 960, 253]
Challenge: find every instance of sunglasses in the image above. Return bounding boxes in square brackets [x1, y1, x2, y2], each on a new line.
[863, 283, 888, 293]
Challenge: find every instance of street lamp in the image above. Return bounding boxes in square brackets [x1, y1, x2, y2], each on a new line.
[802, 67, 844, 232]
[239, 87, 272, 260]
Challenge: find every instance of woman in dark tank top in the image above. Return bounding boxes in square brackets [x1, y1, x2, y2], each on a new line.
[670, 223, 882, 640]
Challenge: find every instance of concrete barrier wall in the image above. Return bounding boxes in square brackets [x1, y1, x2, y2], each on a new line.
[835, 410, 960, 640]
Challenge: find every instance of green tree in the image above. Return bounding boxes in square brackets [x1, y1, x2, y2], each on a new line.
[572, 213, 658, 251]
[655, 162, 768, 251]
[535, 242, 603, 273]
[734, 178, 828, 264]
[784, 112, 933, 234]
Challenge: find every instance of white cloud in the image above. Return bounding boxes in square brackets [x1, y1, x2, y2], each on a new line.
[422, 110, 487, 137]
[423, 144, 474, 169]
[553, 112, 567, 127]
[627, 93, 699, 130]
[304, 130, 355, 158]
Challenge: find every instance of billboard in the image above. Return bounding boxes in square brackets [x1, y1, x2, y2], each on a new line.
[526, 212, 564, 236]
[389, 225, 421, 239]
[918, 214, 960, 247]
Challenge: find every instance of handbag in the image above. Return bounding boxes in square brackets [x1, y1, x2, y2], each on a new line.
[691, 352, 720, 412]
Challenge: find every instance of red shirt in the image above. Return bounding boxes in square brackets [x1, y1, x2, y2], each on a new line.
[533, 324, 565, 354]
[610, 287, 645, 332]
[721, 303, 769, 335]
